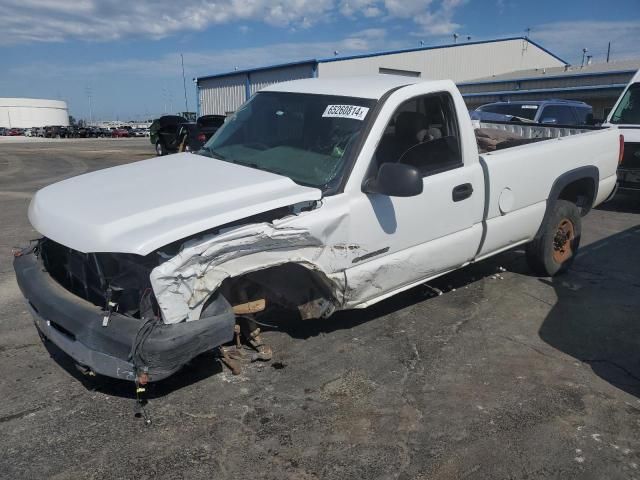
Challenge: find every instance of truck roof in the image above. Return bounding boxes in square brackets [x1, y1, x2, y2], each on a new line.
[262, 75, 423, 99]
[482, 99, 590, 107]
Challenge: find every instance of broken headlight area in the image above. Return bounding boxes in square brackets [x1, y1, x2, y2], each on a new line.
[39, 237, 161, 319]
[17, 239, 236, 382]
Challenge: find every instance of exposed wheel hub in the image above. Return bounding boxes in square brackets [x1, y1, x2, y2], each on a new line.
[552, 218, 575, 263]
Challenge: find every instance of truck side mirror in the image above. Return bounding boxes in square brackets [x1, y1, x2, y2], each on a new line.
[362, 163, 423, 197]
[540, 117, 558, 125]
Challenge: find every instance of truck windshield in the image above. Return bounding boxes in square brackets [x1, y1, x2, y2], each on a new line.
[610, 84, 640, 125]
[477, 103, 539, 121]
[200, 92, 376, 189]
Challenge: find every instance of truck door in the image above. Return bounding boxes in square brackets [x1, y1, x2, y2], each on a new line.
[344, 91, 485, 307]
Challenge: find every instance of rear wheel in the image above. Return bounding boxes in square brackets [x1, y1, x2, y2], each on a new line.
[526, 200, 581, 276]
[155, 141, 166, 156]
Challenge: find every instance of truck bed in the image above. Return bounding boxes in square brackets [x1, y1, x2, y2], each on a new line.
[475, 120, 603, 153]
[475, 120, 599, 138]
[475, 127, 620, 259]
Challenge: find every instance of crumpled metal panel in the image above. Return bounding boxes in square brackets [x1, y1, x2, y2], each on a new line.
[150, 222, 345, 324]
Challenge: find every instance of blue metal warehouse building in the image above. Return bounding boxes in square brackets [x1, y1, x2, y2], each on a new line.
[196, 37, 566, 116]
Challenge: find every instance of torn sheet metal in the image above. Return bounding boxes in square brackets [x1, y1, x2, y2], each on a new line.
[150, 222, 346, 324]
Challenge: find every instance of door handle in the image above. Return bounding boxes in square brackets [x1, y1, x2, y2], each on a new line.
[452, 183, 473, 202]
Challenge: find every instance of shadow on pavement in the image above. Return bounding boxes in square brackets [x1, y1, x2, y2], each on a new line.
[43, 245, 515, 399]
[269, 250, 524, 340]
[539, 223, 640, 398]
[595, 190, 640, 214]
[43, 339, 224, 399]
[43, 194, 640, 400]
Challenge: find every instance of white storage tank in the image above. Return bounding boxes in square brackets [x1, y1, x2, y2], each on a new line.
[0, 98, 69, 128]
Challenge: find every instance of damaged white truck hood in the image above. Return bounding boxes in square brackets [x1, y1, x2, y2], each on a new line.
[29, 153, 322, 255]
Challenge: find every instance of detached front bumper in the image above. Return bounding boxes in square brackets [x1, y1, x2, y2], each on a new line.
[13, 249, 235, 382]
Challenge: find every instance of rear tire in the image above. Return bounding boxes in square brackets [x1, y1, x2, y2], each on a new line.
[155, 141, 166, 156]
[526, 199, 581, 276]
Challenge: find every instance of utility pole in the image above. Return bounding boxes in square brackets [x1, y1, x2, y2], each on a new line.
[606, 42, 611, 63]
[162, 87, 167, 114]
[85, 86, 93, 126]
[453, 33, 459, 44]
[181, 53, 189, 115]
[581, 48, 588, 68]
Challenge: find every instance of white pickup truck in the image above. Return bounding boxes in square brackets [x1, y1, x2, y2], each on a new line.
[14, 75, 621, 383]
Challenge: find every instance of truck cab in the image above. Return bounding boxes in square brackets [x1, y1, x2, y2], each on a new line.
[604, 69, 640, 191]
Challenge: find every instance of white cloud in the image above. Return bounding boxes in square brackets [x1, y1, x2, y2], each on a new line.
[0, 0, 335, 43]
[412, 0, 468, 36]
[340, 0, 382, 17]
[8, 29, 392, 79]
[0, 0, 467, 44]
[384, 0, 433, 18]
[530, 21, 640, 64]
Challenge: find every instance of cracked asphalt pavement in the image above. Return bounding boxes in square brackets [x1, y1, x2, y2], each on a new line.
[1, 138, 639, 479]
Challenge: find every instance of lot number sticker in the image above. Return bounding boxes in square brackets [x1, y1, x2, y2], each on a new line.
[322, 105, 370, 121]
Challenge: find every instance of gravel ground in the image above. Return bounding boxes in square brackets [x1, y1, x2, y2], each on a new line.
[1, 138, 639, 479]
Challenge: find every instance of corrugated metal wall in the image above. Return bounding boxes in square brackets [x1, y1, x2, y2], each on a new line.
[197, 39, 566, 116]
[198, 73, 246, 115]
[317, 39, 564, 83]
[459, 71, 635, 94]
[198, 63, 315, 115]
[249, 64, 315, 95]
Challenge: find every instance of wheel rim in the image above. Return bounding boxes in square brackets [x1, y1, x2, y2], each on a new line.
[552, 218, 575, 263]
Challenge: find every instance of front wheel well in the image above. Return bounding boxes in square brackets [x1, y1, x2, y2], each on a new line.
[216, 263, 340, 320]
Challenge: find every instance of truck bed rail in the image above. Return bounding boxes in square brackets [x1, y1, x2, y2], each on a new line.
[475, 120, 601, 139]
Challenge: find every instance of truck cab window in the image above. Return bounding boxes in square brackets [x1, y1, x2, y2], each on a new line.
[374, 93, 462, 177]
[610, 84, 640, 125]
[540, 105, 577, 125]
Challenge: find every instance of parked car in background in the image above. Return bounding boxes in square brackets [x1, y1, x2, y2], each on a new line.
[96, 128, 111, 137]
[44, 126, 66, 138]
[196, 114, 225, 142]
[74, 127, 99, 138]
[604, 68, 640, 192]
[474, 99, 594, 126]
[130, 128, 146, 137]
[8, 128, 25, 136]
[0, 127, 7, 136]
[176, 123, 207, 152]
[33, 127, 46, 137]
[149, 115, 188, 155]
[150, 115, 222, 155]
[111, 128, 130, 138]
[66, 126, 79, 138]
[24, 128, 34, 137]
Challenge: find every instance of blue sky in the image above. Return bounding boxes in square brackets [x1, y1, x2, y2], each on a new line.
[1, 0, 638, 121]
